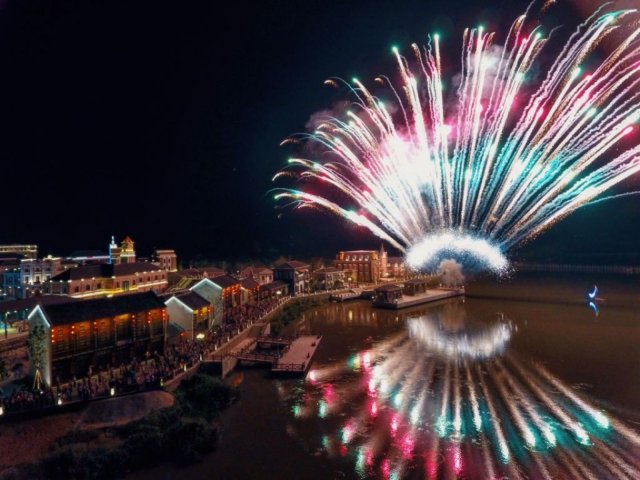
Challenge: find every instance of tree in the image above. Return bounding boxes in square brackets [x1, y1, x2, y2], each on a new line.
[27, 324, 47, 390]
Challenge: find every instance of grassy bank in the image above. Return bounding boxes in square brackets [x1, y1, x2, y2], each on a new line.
[270, 296, 329, 335]
[22, 373, 236, 480]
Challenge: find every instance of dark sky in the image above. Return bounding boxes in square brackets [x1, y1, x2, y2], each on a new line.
[0, 0, 638, 264]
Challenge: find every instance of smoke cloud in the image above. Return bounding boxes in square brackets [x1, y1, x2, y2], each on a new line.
[437, 259, 465, 287]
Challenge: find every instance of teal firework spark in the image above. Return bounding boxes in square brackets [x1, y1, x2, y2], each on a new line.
[274, 5, 640, 272]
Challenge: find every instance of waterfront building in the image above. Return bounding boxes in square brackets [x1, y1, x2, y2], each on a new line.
[43, 262, 168, 299]
[373, 284, 403, 305]
[27, 291, 167, 385]
[240, 277, 260, 304]
[312, 267, 346, 291]
[273, 260, 310, 295]
[238, 266, 273, 286]
[0, 244, 37, 259]
[188, 275, 241, 326]
[154, 249, 178, 272]
[387, 256, 407, 279]
[163, 291, 211, 340]
[403, 278, 428, 296]
[334, 250, 383, 284]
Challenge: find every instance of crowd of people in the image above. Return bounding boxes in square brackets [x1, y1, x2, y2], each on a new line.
[0, 295, 292, 416]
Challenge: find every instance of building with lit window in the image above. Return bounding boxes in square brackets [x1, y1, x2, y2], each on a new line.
[334, 249, 385, 284]
[163, 291, 211, 340]
[386, 256, 407, 279]
[27, 291, 167, 385]
[273, 260, 310, 295]
[186, 275, 242, 326]
[312, 267, 346, 290]
[0, 244, 37, 259]
[108, 236, 136, 264]
[43, 262, 168, 299]
[154, 249, 178, 272]
[2, 268, 23, 300]
[240, 277, 260, 304]
[20, 256, 67, 298]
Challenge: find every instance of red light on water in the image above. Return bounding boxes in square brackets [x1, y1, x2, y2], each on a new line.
[381, 459, 391, 479]
[323, 383, 335, 404]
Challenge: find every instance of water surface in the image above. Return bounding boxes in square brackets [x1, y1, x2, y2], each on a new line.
[134, 273, 640, 479]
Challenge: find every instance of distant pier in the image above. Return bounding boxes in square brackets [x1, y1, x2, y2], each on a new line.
[373, 286, 464, 309]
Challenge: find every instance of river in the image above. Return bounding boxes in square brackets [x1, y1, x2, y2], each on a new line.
[132, 272, 640, 479]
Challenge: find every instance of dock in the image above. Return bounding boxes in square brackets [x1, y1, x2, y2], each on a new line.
[373, 288, 464, 309]
[214, 334, 322, 377]
[271, 335, 322, 376]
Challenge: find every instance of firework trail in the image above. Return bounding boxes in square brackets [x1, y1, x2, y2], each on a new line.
[283, 309, 640, 478]
[274, 3, 640, 273]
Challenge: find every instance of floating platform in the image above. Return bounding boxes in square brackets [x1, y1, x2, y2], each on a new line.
[373, 288, 464, 309]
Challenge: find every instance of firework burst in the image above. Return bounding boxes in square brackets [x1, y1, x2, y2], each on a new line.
[274, 4, 640, 273]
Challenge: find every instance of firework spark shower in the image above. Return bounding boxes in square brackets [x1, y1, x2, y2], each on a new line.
[274, 3, 640, 273]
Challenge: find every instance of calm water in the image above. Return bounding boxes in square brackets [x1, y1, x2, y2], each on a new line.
[134, 273, 640, 479]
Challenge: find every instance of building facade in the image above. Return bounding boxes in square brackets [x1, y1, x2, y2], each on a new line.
[44, 262, 168, 299]
[312, 267, 346, 290]
[109, 236, 137, 265]
[2, 268, 23, 300]
[20, 256, 67, 297]
[239, 266, 273, 286]
[189, 275, 242, 326]
[164, 291, 211, 340]
[154, 249, 178, 272]
[27, 292, 167, 385]
[240, 277, 260, 304]
[273, 261, 311, 295]
[0, 245, 37, 259]
[334, 250, 382, 284]
[386, 256, 407, 279]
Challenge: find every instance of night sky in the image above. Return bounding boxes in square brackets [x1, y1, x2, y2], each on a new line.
[0, 0, 638, 264]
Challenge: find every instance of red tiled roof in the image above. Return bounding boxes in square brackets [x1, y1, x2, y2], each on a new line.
[209, 274, 241, 288]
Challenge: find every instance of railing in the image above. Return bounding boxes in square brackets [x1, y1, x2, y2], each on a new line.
[272, 362, 305, 372]
[234, 351, 278, 363]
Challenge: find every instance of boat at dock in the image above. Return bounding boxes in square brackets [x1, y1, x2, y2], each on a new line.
[372, 280, 464, 309]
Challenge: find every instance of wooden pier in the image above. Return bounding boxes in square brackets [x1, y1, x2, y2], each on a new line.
[216, 334, 322, 377]
[271, 335, 322, 376]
